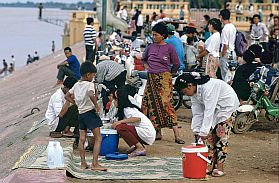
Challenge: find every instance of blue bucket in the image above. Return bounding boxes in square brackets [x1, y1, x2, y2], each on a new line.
[100, 129, 119, 156]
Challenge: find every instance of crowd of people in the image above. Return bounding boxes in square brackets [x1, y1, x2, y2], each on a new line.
[44, 5, 278, 177]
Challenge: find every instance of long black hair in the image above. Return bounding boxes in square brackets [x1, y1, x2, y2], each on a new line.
[114, 85, 142, 120]
[174, 72, 210, 92]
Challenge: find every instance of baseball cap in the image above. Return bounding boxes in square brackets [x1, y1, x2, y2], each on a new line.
[167, 23, 175, 33]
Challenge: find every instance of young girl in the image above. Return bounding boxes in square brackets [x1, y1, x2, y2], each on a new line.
[197, 18, 221, 78]
[65, 62, 107, 171]
[174, 72, 239, 177]
[111, 86, 156, 157]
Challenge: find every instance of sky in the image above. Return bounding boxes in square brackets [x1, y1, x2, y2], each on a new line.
[0, 0, 92, 3]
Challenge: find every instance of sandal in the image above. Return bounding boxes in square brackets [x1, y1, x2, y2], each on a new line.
[175, 138, 185, 144]
[126, 146, 136, 154]
[211, 169, 225, 177]
[129, 149, 146, 157]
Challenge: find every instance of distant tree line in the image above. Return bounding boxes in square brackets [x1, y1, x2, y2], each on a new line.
[0, 1, 96, 10]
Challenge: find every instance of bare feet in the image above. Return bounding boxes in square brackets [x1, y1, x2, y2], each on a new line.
[91, 164, 107, 171]
[81, 162, 89, 170]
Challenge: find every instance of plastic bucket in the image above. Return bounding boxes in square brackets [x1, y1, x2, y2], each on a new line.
[100, 129, 119, 156]
[181, 144, 210, 179]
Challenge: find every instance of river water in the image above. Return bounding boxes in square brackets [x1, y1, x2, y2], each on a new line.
[0, 7, 71, 69]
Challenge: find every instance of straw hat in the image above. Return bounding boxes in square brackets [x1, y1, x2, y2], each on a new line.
[99, 55, 110, 61]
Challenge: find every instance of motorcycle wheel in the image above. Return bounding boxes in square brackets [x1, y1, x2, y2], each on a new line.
[232, 112, 256, 134]
[172, 88, 182, 111]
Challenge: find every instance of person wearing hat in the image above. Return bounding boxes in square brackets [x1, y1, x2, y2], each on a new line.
[46, 76, 79, 138]
[141, 22, 184, 144]
[174, 72, 239, 177]
[165, 23, 185, 72]
[95, 55, 126, 110]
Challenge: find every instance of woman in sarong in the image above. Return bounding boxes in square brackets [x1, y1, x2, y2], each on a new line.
[141, 22, 185, 144]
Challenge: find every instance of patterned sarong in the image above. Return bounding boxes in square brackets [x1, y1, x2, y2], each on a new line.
[141, 72, 177, 129]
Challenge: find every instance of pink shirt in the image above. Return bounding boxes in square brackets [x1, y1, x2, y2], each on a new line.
[141, 43, 180, 74]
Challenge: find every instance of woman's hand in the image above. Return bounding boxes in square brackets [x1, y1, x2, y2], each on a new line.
[111, 121, 122, 129]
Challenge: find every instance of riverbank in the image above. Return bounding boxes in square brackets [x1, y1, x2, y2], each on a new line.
[0, 42, 278, 183]
[0, 42, 85, 178]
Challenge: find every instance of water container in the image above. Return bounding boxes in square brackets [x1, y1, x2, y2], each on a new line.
[181, 144, 211, 179]
[100, 129, 119, 156]
[47, 141, 64, 169]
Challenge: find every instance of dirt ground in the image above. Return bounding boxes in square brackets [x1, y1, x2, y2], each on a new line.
[0, 43, 278, 183]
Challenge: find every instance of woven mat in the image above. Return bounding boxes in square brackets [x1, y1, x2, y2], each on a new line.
[12, 144, 183, 180]
[27, 118, 47, 134]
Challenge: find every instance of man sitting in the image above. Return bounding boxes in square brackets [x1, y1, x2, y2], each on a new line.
[249, 51, 279, 92]
[55, 47, 81, 86]
[46, 76, 79, 138]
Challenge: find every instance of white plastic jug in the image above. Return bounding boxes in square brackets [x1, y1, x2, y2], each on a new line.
[47, 141, 64, 169]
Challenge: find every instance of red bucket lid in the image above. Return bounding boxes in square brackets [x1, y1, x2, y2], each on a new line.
[181, 144, 208, 153]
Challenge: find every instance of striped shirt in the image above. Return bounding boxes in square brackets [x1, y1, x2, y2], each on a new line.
[95, 60, 125, 83]
[83, 25, 97, 46]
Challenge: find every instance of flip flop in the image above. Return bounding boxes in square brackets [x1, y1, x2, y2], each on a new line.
[130, 149, 146, 157]
[175, 138, 185, 144]
[211, 169, 225, 177]
[126, 146, 136, 154]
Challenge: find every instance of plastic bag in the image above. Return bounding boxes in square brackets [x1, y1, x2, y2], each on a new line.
[47, 141, 64, 169]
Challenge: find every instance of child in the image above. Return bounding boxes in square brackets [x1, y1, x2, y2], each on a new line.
[231, 50, 258, 102]
[111, 86, 156, 157]
[65, 62, 107, 171]
[186, 37, 198, 70]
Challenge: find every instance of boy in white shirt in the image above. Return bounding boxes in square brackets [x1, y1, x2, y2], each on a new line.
[186, 37, 198, 70]
[65, 62, 107, 171]
[219, 9, 237, 80]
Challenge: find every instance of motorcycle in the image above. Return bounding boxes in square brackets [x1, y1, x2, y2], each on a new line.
[233, 78, 279, 134]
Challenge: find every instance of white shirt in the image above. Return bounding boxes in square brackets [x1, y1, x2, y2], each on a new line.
[221, 23, 237, 53]
[235, 4, 243, 14]
[186, 45, 198, 65]
[251, 23, 269, 43]
[248, 5, 254, 16]
[190, 79, 239, 136]
[121, 9, 128, 20]
[137, 14, 143, 26]
[131, 38, 144, 50]
[69, 81, 96, 114]
[124, 107, 156, 145]
[45, 89, 65, 131]
[205, 32, 221, 58]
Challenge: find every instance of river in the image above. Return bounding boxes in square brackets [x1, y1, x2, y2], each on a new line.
[0, 7, 72, 69]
